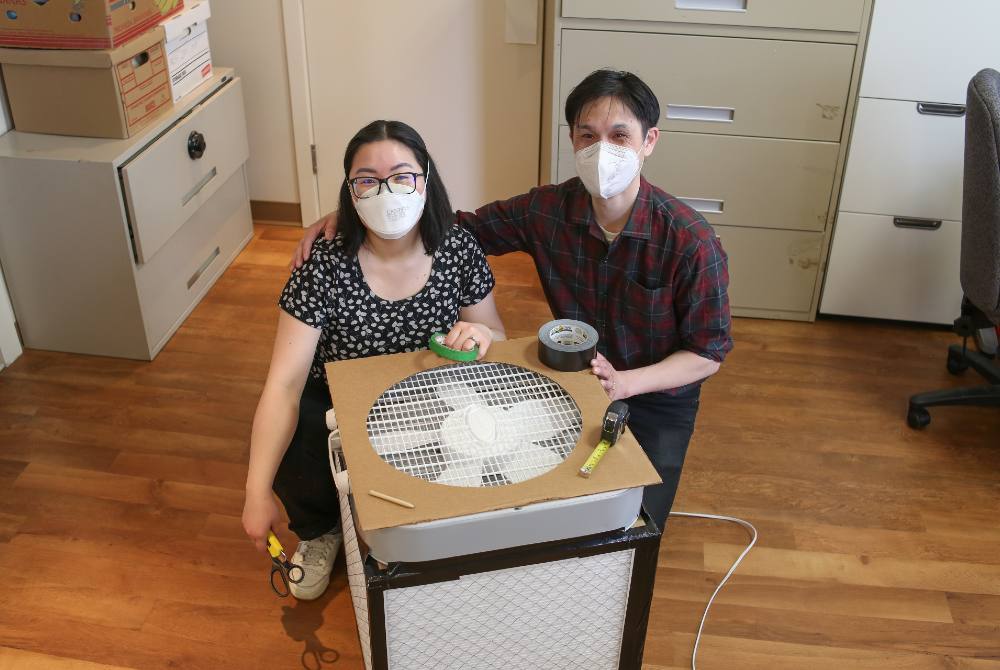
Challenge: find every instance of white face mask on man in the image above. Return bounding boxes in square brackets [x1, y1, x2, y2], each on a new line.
[574, 141, 643, 200]
[353, 167, 429, 240]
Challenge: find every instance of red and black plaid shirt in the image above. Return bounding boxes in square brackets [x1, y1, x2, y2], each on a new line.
[456, 176, 733, 395]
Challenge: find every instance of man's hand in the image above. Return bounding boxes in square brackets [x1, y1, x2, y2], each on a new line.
[443, 321, 495, 360]
[290, 212, 338, 270]
[591, 352, 630, 400]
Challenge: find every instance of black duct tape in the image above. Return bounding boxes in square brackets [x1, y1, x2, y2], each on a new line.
[537, 319, 599, 372]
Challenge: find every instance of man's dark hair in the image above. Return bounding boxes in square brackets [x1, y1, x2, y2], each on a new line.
[337, 120, 453, 257]
[564, 69, 660, 135]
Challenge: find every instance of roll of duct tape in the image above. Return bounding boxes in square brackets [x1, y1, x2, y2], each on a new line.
[537, 319, 599, 372]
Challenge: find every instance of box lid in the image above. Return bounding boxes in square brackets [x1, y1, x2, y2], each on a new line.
[162, 0, 211, 42]
[0, 26, 164, 68]
[326, 336, 661, 533]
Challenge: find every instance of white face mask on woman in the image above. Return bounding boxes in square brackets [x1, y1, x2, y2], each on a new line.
[353, 167, 429, 240]
[574, 141, 643, 200]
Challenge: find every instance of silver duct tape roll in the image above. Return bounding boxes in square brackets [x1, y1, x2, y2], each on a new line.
[537, 319, 599, 372]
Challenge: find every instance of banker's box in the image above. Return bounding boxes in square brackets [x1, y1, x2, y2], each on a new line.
[161, 0, 211, 102]
[0, 26, 174, 138]
[0, 0, 183, 50]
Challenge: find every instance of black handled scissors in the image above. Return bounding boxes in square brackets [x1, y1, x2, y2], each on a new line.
[267, 531, 305, 598]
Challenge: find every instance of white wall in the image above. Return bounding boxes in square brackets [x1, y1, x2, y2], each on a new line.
[209, 0, 300, 204]
[0, 75, 24, 368]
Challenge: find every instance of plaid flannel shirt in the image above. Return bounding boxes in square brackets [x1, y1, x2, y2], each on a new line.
[456, 176, 733, 395]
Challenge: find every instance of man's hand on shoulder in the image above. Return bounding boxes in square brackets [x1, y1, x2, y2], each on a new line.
[290, 212, 338, 271]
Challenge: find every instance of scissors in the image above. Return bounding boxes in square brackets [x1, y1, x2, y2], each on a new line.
[266, 531, 305, 598]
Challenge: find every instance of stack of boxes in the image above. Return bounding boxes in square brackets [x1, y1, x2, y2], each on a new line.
[0, 0, 213, 139]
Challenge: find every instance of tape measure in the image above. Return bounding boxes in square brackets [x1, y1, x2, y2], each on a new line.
[579, 400, 630, 478]
[429, 332, 479, 362]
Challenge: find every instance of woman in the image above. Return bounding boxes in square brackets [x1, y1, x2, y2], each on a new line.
[242, 120, 505, 600]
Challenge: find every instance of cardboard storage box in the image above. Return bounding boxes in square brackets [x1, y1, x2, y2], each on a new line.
[0, 26, 174, 138]
[161, 0, 211, 102]
[0, 0, 183, 50]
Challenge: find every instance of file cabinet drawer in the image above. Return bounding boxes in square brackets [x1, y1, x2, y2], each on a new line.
[560, 30, 854, 142]
[121, 77, 249, 264]
[839, 97, 965, 222]
[562, 0, 865, 33]
[134, 168, 251, 349]
[557, 129, 838, 232]
[860, 0, 1000, 104]
[821, 212, 962, 324]
[714, 225, 823, 314]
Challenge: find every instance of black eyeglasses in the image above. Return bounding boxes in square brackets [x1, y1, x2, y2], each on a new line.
[347, 172, 426, 199]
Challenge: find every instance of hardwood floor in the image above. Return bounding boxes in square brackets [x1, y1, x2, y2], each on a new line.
[1, 223, 998, 669]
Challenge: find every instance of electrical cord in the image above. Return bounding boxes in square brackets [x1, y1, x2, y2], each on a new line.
[667, 511, 759, 670]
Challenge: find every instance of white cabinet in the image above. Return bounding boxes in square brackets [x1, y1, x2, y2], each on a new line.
[821, 1, 1000, 324]
[0, 70, 253, 360]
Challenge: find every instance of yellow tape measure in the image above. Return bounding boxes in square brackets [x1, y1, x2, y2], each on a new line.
[578, 401, 630, 478]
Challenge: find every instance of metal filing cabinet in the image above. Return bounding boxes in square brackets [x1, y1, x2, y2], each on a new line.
[821, 0, 1000, 324]
[0, 69, 252, 359]
[542, 0, 874, 320]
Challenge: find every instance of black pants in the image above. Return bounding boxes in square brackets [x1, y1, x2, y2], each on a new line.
[272, 376, 341, 541]
[624, 387, 701, 533]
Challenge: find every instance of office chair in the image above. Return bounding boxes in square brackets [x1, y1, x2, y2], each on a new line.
[907, 68, 1000, 429]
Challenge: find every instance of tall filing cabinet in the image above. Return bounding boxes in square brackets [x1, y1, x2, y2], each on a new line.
[822, 0, 1000, 324]
[542, 0, 873, 321]
[0, 69, 252, 360]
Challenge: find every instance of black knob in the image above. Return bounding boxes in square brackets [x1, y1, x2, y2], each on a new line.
[187, 131, 207, 159]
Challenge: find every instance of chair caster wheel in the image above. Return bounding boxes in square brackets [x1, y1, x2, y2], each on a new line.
[946, 349, 969, 375]
[907, 406, 931, 429]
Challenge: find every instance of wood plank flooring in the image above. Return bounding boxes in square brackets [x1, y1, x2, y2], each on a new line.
[1, 223, 998, 669]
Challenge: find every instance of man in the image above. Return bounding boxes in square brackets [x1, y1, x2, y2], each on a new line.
[293, 70, 732, 531]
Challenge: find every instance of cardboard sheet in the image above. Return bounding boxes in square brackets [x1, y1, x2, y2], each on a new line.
[326, 336, 661, 533]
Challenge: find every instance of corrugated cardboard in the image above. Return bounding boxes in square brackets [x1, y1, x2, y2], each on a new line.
[326, 336, 661, 534]
[0, 0, 183, 50]
[0, 26, 173, 138]
[161, 0, 211, 102]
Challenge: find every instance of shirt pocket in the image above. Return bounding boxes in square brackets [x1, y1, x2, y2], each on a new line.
[618, 274, 676, 349]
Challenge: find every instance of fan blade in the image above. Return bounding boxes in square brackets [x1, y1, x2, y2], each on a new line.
[503, 399, 563, 442]
[433, 450, 485, 487]
[435, 378, 480, 412]
[368, 428, 440, 455]
[501, 442, 563, 483]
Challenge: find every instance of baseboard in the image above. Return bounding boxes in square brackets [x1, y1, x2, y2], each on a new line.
[250, 200, 302, 226]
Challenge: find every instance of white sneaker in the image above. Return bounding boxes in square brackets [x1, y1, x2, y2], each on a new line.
[289, 531, 342, 600]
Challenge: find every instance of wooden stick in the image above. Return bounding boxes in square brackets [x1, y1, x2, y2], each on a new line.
[368, 489, 415, 509]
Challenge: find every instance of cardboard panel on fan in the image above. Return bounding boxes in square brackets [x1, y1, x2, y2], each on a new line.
[0, 0, 183, 49]
[326, 335, 661, 533]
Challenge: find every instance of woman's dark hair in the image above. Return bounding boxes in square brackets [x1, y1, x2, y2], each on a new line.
[564, 69, 660, 135]
[337, 120, 452, 256]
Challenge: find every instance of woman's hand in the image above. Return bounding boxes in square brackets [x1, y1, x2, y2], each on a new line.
[591, 352, 630, 400]
[443, 321, 495, 360]
[290, 212, 338, 270]
[242, 489, 282, 553]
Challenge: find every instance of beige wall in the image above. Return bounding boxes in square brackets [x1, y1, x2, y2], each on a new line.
[209, 0, 300, 204]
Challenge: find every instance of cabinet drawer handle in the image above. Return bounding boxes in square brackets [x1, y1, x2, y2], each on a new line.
[675, 0, 747, 11]
[893, 216, 942, 230]
[187, 246, 221, 289]
[666, 104, 734, 123]
[188, 130, 207, 159]
[679, 197, 724, 214]
[182, 166, 218, 206]
[916, 102, 965, 117]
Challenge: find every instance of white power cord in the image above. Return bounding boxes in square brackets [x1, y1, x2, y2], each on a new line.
[667, 511, 759, 670]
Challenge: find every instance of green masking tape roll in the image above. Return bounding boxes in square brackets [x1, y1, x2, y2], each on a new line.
[429, 332, 479, 362]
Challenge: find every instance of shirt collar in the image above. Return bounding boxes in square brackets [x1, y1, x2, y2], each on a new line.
[571, 176, 653, 241]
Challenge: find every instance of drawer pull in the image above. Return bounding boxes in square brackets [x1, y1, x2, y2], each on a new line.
[916, 102, 965, 117]
[675, 0, 747, 10]
[182, 166, 218, 206]
[188, 130, 207, 159]
[666, 104, 734, 123]
[679, 197, 724, 214]
[893, 216, 942, 230]
[187, 246, 221, 290]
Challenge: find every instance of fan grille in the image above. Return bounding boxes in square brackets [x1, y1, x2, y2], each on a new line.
[366, 362, 583, 487]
